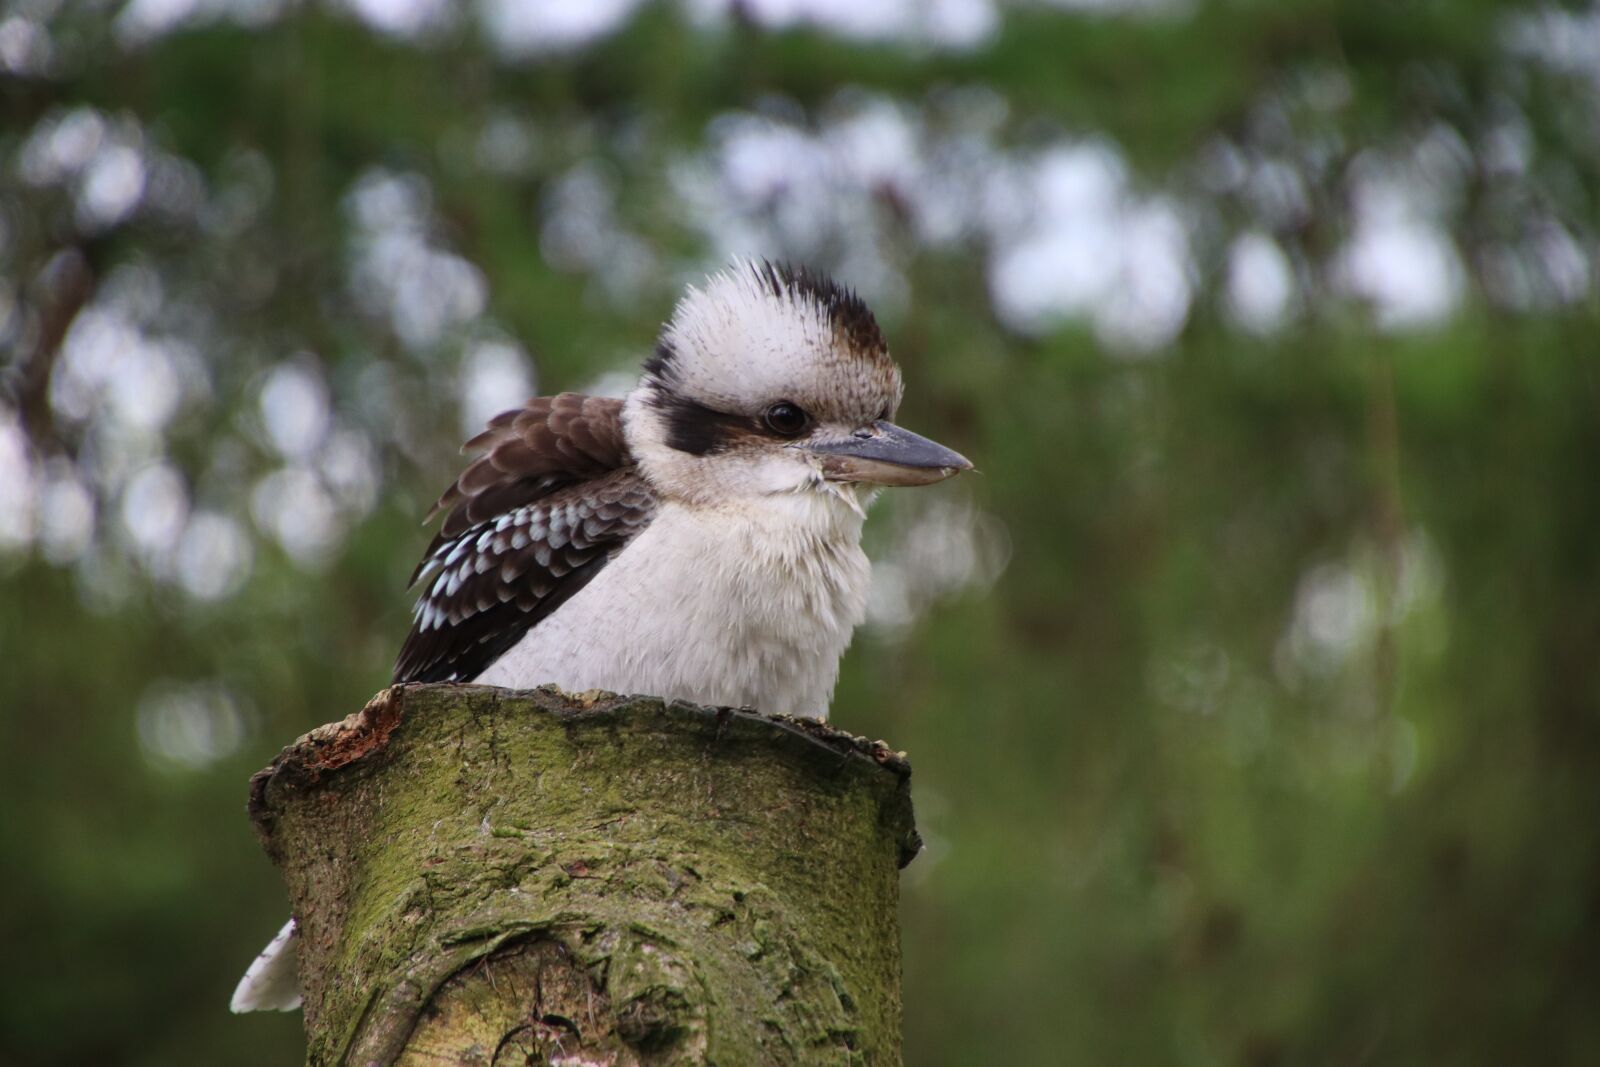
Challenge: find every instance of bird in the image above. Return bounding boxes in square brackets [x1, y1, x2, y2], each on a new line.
[230, 259, 972, 1013]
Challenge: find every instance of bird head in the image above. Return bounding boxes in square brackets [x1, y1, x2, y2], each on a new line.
[625, 260, 971, 508]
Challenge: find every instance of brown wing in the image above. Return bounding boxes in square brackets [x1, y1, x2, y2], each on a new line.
[423, 392, 631, 551]
[393, 394, 657, 685]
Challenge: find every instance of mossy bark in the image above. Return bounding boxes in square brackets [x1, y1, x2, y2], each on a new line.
[247, 683, 920, 1066]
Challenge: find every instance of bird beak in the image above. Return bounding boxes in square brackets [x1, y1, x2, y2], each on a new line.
[804, 421, 973, 487]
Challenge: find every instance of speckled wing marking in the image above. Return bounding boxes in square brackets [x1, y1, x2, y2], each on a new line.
[393, 394, 657, 685]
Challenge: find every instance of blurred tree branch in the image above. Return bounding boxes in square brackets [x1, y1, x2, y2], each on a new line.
[11, 244, 94, 457]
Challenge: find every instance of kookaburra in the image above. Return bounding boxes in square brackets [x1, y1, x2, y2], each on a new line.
[231, 259, 971, 1013]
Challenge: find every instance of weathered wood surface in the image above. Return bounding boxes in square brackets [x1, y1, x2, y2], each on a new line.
[247, 683, 920, 1065]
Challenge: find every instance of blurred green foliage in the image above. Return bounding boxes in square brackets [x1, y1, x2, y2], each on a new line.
[1, 1, 1597, 1064]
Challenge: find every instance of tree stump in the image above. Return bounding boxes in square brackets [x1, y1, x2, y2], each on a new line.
[246, 683, 921, 1065]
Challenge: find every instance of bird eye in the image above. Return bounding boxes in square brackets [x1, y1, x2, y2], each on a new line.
[763, 401, 809, 436]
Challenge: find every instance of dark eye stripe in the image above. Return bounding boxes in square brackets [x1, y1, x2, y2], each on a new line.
[648, 389, 830, 455]
[649, 393, 748, 456]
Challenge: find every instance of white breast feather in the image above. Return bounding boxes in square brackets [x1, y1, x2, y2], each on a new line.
[472, 491, 869, 719]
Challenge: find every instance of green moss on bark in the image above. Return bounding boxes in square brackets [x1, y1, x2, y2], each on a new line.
[248, 683, 919, 1065]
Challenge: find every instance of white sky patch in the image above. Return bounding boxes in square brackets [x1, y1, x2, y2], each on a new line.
[38, 464, 96, 565]
[144, 153, 210, 220]
[54, 308, 131, 423]
[110, 337, 188, 432]
[829, 96, 923, 193]
[175, 510, 253, 600]
[988, 141, 1194, 352]
[684, 100, 1203, 351]
[47, 259, 208, 437]
[115, 0, 287, 45]
[0, 410, 37, 551]
[475, 111, 538, 176]
[71, 415, 167, 516]
[136, 680, 253, 771]
[318, 429, 382, 517]
[115, 0, 204, 43]
[458, 338, 536, 436]
[345, 168, 489, 351]
[866, 495, 1010, 635]
[120, 461, 190, 561]
[922, 0, 998, 47]
[910, 91, 1011, 246]
[1195, 137, 1247, 195]
[1483, 218, 1593, 311]
[1412, 123, 1472, 206]
[17, 108, 203, 234]
[1244, 159, 1311, 232]
[18, 107, 107, 187]
[1506, 7, 1600, 84]
[77, 142, 146, 229]
[1225, 230, 1295, 333]
[1335, 173, 1464, 330]
[1480, 116, 1532, 179]
[1283, 561, 1376, 679]
[259, 360, 331, 461]
[1096, 197, 1192, 353]
[250, 465, 341, 565]
[988, 144, 1125, 324]
[343, 0, 454, 38]
[1536, 223, 1591, 302]
[17, 107, 152, 229]
[677, 93, 987, 311]
[537, 161, 657, 308]
[1275, 530, 1446, 688]
[540, 161, 623, 272]
[712, 115, 823, 211]
[1392, 529, 1446, 623]
[0, 14, 52, 75]
[684, 0, 997, 48]
[480, 0, 642, 55]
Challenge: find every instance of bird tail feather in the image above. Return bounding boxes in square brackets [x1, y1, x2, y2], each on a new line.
[230, 917, 302, 1013]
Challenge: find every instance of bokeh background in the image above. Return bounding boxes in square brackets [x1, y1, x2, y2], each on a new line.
[3, 0, 1598, 1063]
